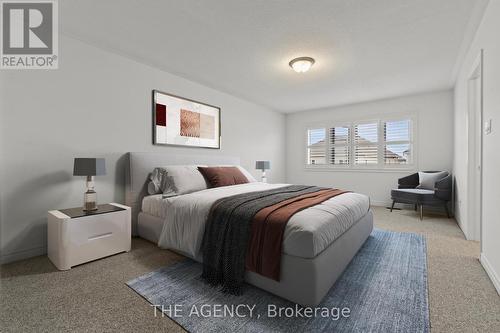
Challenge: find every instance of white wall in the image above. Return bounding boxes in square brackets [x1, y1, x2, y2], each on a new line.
[454, 0, 500, 293]
[285, 90, 454, 206]
[0, 73, 5, 260]
[0, 35, 285, 263]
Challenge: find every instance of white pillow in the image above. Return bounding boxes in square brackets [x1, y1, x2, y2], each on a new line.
[417, 171, 448, 190]
[148, 165, 209, 197]
[162, 165, 209, 197]
[237, 166, 257, 182]
[216, 165, 257, 182]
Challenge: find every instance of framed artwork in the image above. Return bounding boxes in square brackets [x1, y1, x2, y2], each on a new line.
[153, 90, 221, 149]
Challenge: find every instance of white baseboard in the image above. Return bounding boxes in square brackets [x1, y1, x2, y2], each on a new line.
[0, 246, 47, 265]
[455, 215, 480, 241]
[370, 201, 451, 215]
[370, 200, 392, 207]
[455, 214, 469, 239]
[480, 253, 500, 295]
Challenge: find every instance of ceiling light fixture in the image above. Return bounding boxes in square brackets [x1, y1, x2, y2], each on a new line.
[289, 56, 315, 73]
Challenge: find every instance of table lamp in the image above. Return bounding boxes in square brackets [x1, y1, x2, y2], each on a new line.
[255, 160, 271, 183]
[73, 158, 106, 211]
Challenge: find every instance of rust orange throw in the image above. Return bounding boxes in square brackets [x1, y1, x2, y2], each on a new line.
[245, 188, 349, 281]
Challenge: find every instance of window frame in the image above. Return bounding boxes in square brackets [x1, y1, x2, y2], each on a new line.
[304, 114, 416, 172]
[381, 117, 414, 169]
[306, 127, 327, 166]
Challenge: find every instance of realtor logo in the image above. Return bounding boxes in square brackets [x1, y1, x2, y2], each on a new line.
[1, 0, 58, 69]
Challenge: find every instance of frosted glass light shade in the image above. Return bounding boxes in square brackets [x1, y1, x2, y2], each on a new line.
[289, 57, 315, 73]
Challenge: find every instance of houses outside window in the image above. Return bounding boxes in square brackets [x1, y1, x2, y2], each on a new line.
[307, 128, 326, 165]
[306, 116, 414, 170]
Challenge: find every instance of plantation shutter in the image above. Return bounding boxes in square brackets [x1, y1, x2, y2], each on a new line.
[307, 128, 326, 165]
[354, 122, 378, 165]
[383, 119, 411, 165]
[329, 126, 350, 165]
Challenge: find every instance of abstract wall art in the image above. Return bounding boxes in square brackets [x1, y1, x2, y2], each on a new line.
[153, 90, 221, 149]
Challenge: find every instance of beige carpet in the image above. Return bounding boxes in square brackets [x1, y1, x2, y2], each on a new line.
[1, 206, 499, 332]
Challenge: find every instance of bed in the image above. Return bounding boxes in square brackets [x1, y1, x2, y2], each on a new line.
[125, 152, 373, 306]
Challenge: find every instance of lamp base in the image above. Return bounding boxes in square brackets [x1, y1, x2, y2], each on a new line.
[83, 176, 98, 211]
[83, 190, 98, 211]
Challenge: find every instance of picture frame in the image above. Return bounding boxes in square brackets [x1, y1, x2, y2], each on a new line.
[152, 90, 221, 149]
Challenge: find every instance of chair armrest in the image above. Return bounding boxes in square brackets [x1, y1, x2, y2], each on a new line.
[398, 173, 419, 189]
[435, 174, 451, 189]
[434, 174, 452, 201]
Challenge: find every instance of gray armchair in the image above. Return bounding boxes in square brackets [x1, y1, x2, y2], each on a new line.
[390, 171, 452, 220]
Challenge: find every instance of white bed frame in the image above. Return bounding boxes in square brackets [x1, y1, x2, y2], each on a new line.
[125, 152, 373, 306]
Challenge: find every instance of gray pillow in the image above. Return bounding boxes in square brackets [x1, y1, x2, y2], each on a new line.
[417, 171, 448, 190]
[147, 181, 159, 195]
[147, 168, 169, 195]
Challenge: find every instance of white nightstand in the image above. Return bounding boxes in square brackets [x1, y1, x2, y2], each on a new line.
[47, 203, 131, 270]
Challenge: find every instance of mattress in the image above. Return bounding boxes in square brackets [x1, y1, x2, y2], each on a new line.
[142, 194, 164, 218]
[142, 183, 370, 259]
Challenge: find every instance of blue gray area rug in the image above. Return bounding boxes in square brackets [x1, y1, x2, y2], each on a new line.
[127, 229, 429, 332]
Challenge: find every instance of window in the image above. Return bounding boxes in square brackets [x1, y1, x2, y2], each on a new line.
[330, 126, 350, 165]
[307, 128, 326, 165]
[306, 117, 413, 169]
[383, 119, 411, 165]
[354, 122, 378, 165]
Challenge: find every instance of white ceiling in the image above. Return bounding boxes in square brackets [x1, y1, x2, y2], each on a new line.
[60, 0, 488, 113]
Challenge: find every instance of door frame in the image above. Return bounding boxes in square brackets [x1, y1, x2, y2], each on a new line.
[466, 49, 483, 245]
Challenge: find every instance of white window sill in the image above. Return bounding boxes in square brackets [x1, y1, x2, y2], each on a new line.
[304, 165, 416, 173]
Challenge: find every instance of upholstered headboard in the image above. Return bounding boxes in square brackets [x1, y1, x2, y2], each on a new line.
[125, 152, 240, 235]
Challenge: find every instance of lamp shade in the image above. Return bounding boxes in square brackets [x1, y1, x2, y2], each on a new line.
[73, 158, 106, 176]
[255, 160, 270, 170]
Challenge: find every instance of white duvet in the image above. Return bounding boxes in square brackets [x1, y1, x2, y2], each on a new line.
[149, 183, 370, 260]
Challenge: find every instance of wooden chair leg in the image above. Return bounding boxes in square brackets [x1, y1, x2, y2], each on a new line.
[444, 203, 450, 218]
[390, 200, 395, 212]
[420, 205, 424, 220]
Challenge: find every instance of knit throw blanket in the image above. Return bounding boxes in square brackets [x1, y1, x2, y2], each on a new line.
[201, 185, 322, 294]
